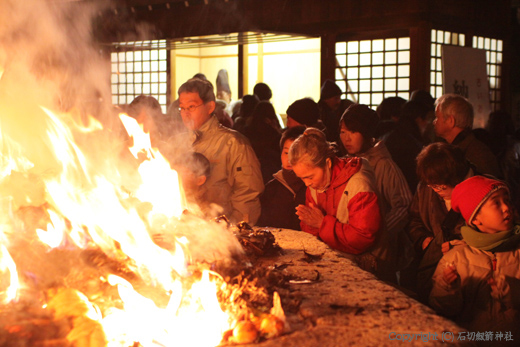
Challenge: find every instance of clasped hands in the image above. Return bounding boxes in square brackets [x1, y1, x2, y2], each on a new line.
[296, 203, 324, 229]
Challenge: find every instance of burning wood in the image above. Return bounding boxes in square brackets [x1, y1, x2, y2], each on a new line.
[231, 221, 283, 259]
[1, 203, 290, 346]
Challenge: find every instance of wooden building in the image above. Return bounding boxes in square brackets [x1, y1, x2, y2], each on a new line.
[94, 0, 516, 123]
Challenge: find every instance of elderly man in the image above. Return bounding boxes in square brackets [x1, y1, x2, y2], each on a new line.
[178, 78, 264, 224]
[434, 94, 501, 178]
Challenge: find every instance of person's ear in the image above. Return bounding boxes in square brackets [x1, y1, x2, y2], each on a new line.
[446, 114, 455, 127]
[207, 100, 216, 114]
[196, 175, 207, 186]
[471, 216, 482, 226]
[326, 157, 332, 170]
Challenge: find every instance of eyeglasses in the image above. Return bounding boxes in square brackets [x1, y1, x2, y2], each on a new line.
[178, 103, 204, 113]
[427, 184, 447, 191]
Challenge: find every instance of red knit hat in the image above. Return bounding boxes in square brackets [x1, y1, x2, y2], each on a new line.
[451, 176, 509, 226]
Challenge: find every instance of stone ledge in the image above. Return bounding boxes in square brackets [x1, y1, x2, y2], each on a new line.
[242, 228, 473, 347]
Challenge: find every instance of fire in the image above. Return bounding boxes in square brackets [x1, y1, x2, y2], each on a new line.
[102, 272, 229, 347]
[119, 113, 186, 219]
[0, 1, 286, 344]
[36, 209, 66, 249]
[0, 102, 244, 346]
[0, 244, 19, 304]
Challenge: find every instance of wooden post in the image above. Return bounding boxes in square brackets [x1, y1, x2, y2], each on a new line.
[320, 33, 337, 86]
[409, 23, 431, 93]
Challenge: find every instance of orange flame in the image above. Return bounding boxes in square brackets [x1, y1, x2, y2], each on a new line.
[0, 244, 19, 303]
[1, 97, 243, 346]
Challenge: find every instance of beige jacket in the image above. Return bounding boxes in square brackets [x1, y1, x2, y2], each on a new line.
[430, 244, 520, 334]
[192, 116, 264, 224]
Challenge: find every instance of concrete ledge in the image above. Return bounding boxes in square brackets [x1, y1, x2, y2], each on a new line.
[244, 228, 473, 347]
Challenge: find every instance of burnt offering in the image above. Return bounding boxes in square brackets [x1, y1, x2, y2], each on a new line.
[232, 221, 283, 258]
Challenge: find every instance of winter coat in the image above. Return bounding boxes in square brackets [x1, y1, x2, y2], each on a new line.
[407, 181, 465, 301]
[257, 169, 306, 230]
[191, 115, 264, 224]
[362, 141, 412, 235]
[361, 141, 414, 270]
[430, 229, 520, 335]
[301, 157, 381, 255]
[452, 130, 502, 179]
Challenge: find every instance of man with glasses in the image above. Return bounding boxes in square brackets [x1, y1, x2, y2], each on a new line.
[177, 78, 264, 224]
[406, 142, 475, 303]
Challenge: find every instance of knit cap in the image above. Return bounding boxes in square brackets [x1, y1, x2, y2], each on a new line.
[451, 176, 509, 226]
[340, 104, 379, 139]
[286, 98, 320, 127]
[320, 79, 342, 100]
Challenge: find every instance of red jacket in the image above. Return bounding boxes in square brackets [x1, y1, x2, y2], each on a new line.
[301, 157, 381, 254]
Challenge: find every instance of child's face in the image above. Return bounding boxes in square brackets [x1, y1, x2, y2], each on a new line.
[178, 169, 205, 194]
[340, 123, 365, 155]
[472, 189, 513, 234]
[281, 139, 294, 170]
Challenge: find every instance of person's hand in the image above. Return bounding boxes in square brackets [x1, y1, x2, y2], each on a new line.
[443, 263, 458, 285]
[296, 203, 324, 229]
[441, 241, 451, 254]
[422, 236, 433, 250]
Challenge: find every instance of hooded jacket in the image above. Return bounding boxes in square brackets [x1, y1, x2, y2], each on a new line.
[301, 157, 381, 254]
[258, 169, 306, 230]
[191, 115, 264, 224]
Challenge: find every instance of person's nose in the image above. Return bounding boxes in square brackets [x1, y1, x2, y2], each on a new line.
[502, 201, 511, 213]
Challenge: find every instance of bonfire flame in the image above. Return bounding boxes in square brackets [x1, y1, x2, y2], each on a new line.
[0, 103, 248, 346]
[0, 1, 285, 345]
[0, 244, 19, 304]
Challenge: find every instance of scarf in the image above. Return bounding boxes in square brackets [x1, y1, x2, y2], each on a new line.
[461, 224, 520, 252]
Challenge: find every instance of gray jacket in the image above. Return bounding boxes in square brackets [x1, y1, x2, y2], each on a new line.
[191, 116, 264, 224]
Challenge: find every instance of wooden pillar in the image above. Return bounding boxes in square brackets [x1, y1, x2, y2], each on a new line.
[238, 33, 249, 99]
[409, 23, 431, 93]
[167, 49, 173, 105]
[320, 33, 337, 86]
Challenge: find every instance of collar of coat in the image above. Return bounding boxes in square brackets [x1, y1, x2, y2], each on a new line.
[451, 128, 472, 146]
[190, 115, 219, 144]
[327, 156, 363, 190]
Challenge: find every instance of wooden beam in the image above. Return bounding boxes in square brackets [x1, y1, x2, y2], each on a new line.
[320, 33, 336, 86]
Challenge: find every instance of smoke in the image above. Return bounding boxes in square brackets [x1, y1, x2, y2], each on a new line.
[0, 1, 114, 116]
[0, 0, 243, 287]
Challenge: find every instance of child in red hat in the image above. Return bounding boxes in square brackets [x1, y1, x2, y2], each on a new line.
[429, 176, 520, 336]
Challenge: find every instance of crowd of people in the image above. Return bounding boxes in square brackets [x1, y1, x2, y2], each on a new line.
[125, 72, 520, 335]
